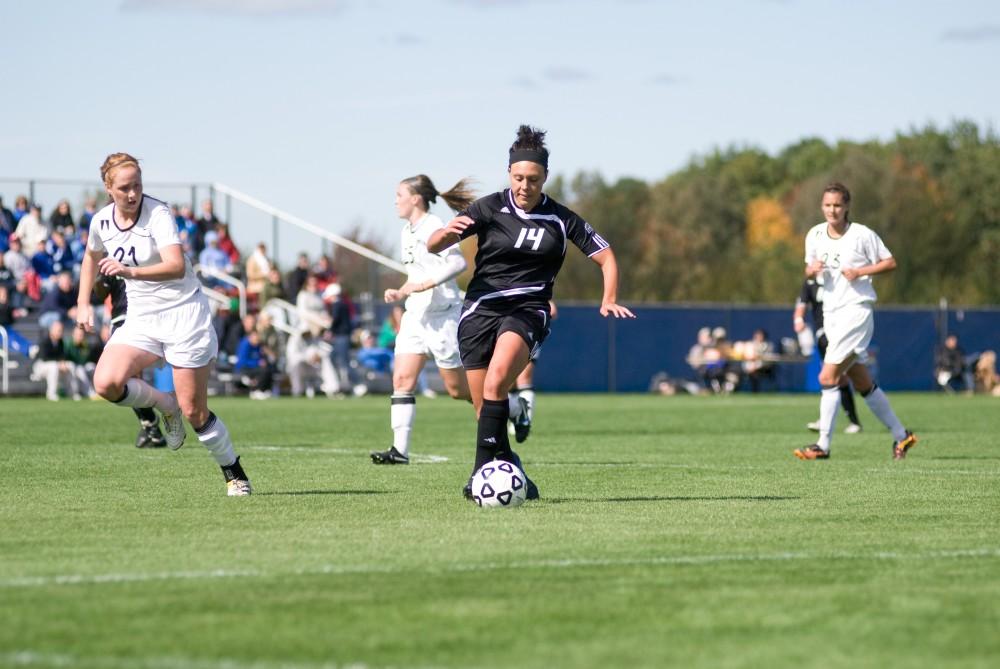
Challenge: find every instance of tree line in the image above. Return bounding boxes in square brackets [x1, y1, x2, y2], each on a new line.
[546, 120, 1000, 306]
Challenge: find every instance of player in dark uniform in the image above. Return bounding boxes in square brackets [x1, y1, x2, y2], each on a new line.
[427, 125, 635, 500]
[794, 277, 862, 433]
[93, 272, 167, 448]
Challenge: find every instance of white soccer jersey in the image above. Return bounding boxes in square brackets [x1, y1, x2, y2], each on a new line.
[804, 221, 892, 313]
[87, 195, 203, 317]
[400, 213, 463, 315]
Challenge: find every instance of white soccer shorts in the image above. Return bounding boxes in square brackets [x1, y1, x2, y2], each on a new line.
[395, 305, 463, 369]
[822, 304, 874, 366]
[108, 299, 219, 368]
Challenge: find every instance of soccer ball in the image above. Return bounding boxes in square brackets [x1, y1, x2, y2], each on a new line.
[471, 460, 527, 508]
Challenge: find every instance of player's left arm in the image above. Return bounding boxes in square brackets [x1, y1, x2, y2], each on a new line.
[385, 247, 467, 302]
[590, 248, 635, 319]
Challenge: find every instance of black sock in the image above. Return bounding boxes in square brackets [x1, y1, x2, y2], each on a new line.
[134, 407, 157, 426]
[221, 456, 247, 482]
[840, 386, 860, 425]
[474, 398, 512, 473]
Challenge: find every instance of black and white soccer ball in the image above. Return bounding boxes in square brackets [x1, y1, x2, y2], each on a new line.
[471, 460, 527, 508]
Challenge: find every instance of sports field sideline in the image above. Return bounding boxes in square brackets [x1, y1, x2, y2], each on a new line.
[1, 393, 997, 668]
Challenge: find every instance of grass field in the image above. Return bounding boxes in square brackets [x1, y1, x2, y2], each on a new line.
[1, 392, 998, 669]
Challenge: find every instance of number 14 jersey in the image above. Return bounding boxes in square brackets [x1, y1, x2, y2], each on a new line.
[87, 195, 202, 317]
[458, 189, 609, 311]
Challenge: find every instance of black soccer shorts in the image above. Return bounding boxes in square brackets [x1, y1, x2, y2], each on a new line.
[458, 305, 550, 370]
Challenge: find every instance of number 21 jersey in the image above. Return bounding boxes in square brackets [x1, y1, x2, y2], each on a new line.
[87, 195, 202, 317]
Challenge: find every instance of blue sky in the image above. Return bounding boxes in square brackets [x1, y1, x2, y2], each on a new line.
[3, 0, 999, 262]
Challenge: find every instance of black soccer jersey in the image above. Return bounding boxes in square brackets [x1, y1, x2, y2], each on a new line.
[96, 273, 128, 324]
[797, 278, 823, 330]
[458, 189, 609, 312]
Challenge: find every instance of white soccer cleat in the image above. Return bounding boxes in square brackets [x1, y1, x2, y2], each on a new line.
[844, 423, 863, 434]
[226, 479, 252, 496]
[158, 395, 186, 450]
[806, 420, 821, 432]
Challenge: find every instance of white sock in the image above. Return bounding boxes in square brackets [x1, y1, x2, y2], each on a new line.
[390, 393, 415, 455]
[508, 393, 523, 419]
[195, 413, 238, 466]
[862, 385, 907, 441]
[114, 378, 173, 412]
[518, 388, 535, 422]
[817, 386, 840, 451]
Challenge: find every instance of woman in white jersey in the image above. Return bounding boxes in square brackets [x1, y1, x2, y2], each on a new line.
[794, 182, 917, 461]
[370, 175, 478, 465]
[75, 153, 252, 495]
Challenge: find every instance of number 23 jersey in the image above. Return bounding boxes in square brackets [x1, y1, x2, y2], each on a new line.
[458, 189, 609, 311]
[87, 195, 203, 317]
[804, 221, 892, 314]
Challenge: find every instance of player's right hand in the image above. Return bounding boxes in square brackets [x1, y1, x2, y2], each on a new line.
[75, 303, 94, 333]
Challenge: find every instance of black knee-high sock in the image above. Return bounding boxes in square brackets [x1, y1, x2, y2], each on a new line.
[133, 407, 157, 425]
[474, 398, 512, 473]
[840, 385, 860, 425]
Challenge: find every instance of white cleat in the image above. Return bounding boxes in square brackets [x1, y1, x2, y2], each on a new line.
[844, 423, 863, 434]
[806, 420, 820, 432]
[158, 395, 186, 450]
[227, 479, 252, 496]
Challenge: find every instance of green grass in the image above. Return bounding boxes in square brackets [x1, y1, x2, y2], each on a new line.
[0, 393, 998, 669]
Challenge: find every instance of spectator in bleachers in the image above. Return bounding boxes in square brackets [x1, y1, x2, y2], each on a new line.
[65, 324, 98, 399]
[216, 223, 241, 268]
[15, 203, 50, 252]
[0, 196, 15, 235]
[244, 242, 271, 298]
[223, 313, 256, 362]
[33, 320, 79, 401]
[356, 328, 393, 375]
[12, 195, 29, 224]
[49, 199, 74, 234]
[255, 310, 283, 361]
[324, 282, 355, 392]
[235, 327, 274, 400]
[285, 252, 311, 299]
[4, 234, 30, 284]
[0, 251, 13, 289]
[0, 284, 33, 357]
[195, 199, 221, 254]
[66, 224, 87, 266]
[198, 230, 232, 285]
[46, 230, 75, 276]
[312, 255, 338, 292]
[176, 205, 198, 257]
[295, 273, 330, 332]
[31, 240, 57, 290]
[37, 271, 77, 329]
[78, 197, 98, 232]
[211, 299, 240, 362]
[974, 351, 1000, 395]
[259, 267, 287, 306]
[285, 324, 339, 397]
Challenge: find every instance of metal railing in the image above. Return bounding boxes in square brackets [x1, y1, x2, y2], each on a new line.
[193, 265, 247, 319]
[212, 182, 406, 276]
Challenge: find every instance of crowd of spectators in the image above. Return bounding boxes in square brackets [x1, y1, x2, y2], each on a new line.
[0, 191, 393, 401]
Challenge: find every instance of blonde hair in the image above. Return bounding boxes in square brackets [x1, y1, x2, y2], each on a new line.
[100, 152, 141, 187]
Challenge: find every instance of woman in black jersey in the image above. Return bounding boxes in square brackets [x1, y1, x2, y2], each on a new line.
[428, 125, 635, 500]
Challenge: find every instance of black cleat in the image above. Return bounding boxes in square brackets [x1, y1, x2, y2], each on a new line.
[135, 424, 167, 449]
[462, 478, 474, 500]
[509, 451, 540, 500]
[512, 397, 531, 443]
[370, 447, 409, 465]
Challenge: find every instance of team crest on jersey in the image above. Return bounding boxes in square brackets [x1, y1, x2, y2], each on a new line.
[101, 219, 110, 230]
